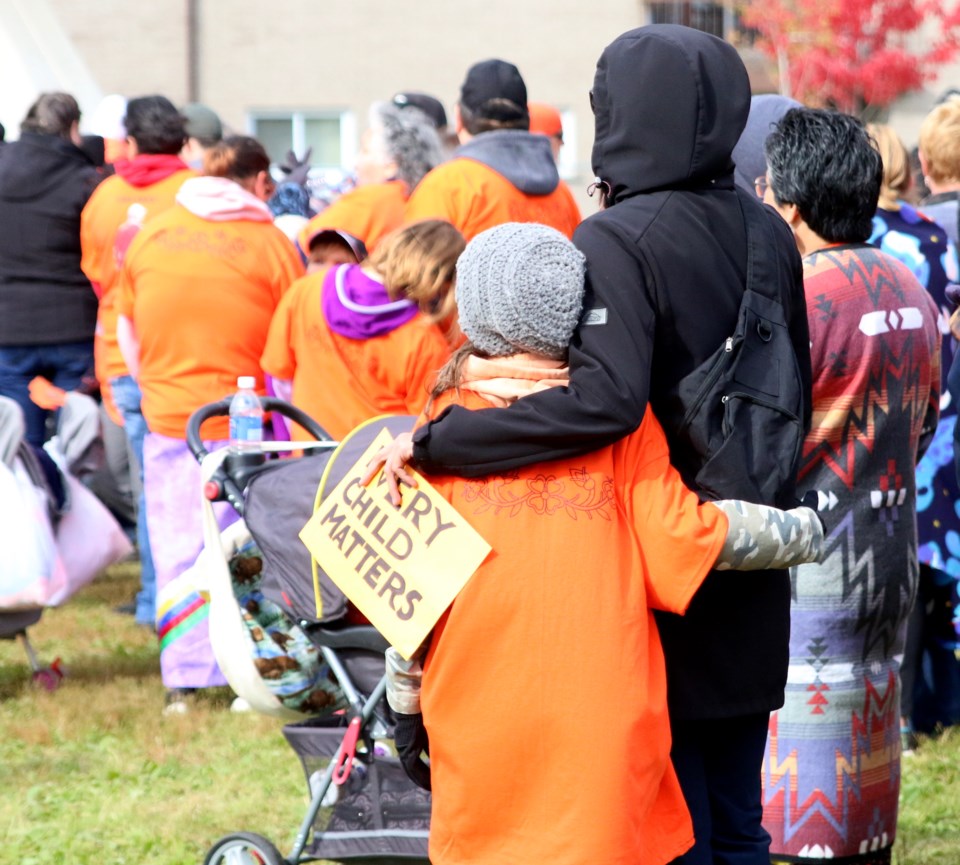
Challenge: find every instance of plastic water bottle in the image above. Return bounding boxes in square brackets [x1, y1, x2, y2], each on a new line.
[228, 376, 263, 454]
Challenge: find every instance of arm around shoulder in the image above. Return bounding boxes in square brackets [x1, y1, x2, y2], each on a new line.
[409, 218, 656, 477]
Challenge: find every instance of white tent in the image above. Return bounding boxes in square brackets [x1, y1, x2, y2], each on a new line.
[0, 0, 102, 141]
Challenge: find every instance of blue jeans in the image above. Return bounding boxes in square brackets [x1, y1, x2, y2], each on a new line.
[111, 375, 156, 625]
[669, 713, 772, 865]
[0, 341, 94, 447]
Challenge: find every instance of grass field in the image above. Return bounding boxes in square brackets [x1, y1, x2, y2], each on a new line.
[2, 562, 959, 865]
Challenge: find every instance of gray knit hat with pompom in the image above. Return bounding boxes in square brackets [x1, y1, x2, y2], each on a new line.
[455, 222, 586, 359]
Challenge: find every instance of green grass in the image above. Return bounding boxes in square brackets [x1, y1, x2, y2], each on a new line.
[2, 563, 959, 864]
[897, 725, 960, 863]
[1, 563, 308, 865]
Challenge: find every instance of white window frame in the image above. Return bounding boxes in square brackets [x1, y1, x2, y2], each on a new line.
[246, 109, 356, 172]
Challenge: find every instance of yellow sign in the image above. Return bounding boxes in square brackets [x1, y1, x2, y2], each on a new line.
[299, 428, 492, 659]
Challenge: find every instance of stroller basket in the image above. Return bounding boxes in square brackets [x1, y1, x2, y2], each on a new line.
[285, 717, 431, 860]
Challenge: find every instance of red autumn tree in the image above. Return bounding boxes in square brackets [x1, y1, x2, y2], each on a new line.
[741, 0, 960, 115]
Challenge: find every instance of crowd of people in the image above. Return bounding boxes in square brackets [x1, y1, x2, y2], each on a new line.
[1, 20, 959, 865]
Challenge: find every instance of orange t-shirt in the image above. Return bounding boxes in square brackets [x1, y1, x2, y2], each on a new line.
[297, 180, 407, 256]
[260, 265, 449, 440]
[80, 168, 195, 415]
[420, 395, 727, 865]
[116, 205, 304, 439]
[404, 158, 581, 241]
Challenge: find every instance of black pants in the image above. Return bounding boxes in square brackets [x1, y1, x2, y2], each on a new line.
[901, 563, 960, 732]
[669, 712, 771, 865]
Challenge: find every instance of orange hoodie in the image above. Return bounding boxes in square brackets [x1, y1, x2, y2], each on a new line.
[404, 131, 581, 241]
[80, 166, 195, 420]
[116, 200, 303, 439]
[260, 265, 449, 440]
[298, 179, 408, 257]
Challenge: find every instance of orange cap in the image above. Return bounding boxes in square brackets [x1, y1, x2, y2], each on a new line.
[527, 102, 563, 140]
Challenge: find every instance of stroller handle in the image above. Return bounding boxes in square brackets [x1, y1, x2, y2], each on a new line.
[185, 397, 333, 463]
[186, 398, 334, 515]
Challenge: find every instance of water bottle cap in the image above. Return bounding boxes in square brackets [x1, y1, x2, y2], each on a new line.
[236, 376, 256, 389]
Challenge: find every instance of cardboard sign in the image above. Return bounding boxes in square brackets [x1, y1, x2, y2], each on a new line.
[299, 428, 492, 659]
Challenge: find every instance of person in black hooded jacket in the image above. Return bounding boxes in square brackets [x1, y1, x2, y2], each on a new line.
[0, 92, 100, 447]
[370, 25, 812, 865]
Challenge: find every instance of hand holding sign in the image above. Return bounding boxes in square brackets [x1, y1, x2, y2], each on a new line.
[300, 428, 491, 659]
[360, 431, 417, 507]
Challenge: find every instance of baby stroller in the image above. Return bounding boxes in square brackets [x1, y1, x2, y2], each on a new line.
[185, 399, 430, 865]
[0, 394, 132, 689]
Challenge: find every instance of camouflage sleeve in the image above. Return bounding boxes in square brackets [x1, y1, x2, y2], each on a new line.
[385, 647, 423, 715]
[710, 500, 824, 571]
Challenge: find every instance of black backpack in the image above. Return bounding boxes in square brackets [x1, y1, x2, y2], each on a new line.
[664, 190, 806, 509]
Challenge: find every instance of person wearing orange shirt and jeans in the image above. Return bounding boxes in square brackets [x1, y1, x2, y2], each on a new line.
[392, 222, 823, 865]
[262, 220, 462, 440]
[80, 95, 195, 627]
[116, 136, 303, 710]
[404, 59, 581, 241]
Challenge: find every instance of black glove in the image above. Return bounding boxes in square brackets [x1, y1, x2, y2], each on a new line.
[393, 712, 431, 791]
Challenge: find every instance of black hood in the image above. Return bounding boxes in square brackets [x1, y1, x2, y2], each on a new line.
[591, 24, 750, 203]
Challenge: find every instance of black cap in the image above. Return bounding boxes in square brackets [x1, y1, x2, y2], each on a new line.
[459, 59, 528, 122]
[392, 92, 448, 129]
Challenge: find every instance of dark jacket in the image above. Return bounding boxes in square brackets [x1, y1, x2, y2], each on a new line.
[413, 24, 812, 719]
[0, 132, 100, 345]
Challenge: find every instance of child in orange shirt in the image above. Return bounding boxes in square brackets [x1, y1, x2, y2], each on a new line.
[385, 223, 823, 865]
[261, 220, 463, 440]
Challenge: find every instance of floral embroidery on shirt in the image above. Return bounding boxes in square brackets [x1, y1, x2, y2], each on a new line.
[462, 468, 615, 520]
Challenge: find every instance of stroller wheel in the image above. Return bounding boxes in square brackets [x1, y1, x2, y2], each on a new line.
[32, 659, 65, 692]
[203, 832, 287, 865]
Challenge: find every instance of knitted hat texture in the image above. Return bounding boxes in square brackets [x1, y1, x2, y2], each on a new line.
[456, 223, 586, 359]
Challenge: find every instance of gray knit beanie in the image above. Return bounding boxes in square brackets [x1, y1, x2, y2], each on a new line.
[455, 222, 586, 359]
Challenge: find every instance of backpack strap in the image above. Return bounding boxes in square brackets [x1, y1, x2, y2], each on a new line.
[735, 186, 787, 307]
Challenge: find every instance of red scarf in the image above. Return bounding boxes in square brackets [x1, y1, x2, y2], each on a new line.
[113, 154, 190, 188]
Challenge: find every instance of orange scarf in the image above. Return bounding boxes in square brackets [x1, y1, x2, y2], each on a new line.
[459, 354, 569, 407]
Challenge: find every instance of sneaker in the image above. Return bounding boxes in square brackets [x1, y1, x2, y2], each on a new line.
[162, 688, 195, 716]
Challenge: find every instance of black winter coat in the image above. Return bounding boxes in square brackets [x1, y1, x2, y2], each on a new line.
[413, 25, 812, 719]
[0, 132, 100, 345]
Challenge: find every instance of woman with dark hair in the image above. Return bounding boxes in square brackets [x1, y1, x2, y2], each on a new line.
[115, 135, 303, 711]
[760, 108, 942, 865]
[0, 92, 99, 447]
